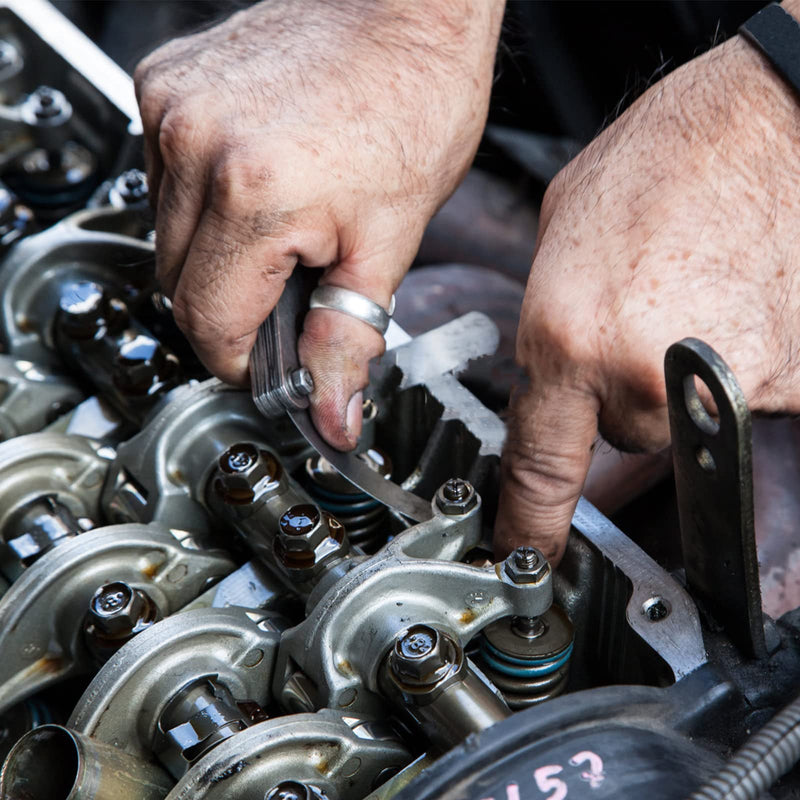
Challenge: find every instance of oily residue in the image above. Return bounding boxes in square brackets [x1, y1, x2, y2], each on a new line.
[205, 759, 247, 785]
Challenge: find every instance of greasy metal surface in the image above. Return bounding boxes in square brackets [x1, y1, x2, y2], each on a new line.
[165, 709, 410, 800]
[69, 607, 281, 760]
[0, 724, 171, 800]
[665, 337, 766, 659]
[0, 523, 235, 713]
[102, 379, 302, 533]
[276, 499, 554, 716]
[571, 497, 707, 681]
[0, 209, 153, 366]
[0, 431, 108, 542]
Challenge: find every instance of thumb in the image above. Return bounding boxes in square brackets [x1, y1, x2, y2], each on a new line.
[494, 380, 599, 565]
[298, 251, 408, 452]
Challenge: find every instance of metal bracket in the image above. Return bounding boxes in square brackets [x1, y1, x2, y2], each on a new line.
[250, 271, 315, 418]
[664, 337, 766, 659]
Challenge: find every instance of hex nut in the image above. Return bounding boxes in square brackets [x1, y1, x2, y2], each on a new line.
[435, 478, 478, 516]
[503, 546, 550, 585]
[389, 624, 458, 686]
[214, 443, 282, 505]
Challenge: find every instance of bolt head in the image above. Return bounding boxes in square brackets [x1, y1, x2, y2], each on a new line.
[87, 581, 149, 636]
[22, 86, 71, 127]
[112, 335, 177, 394]
[265, 782, 327, 800]
[435, 478, 477, 516]
[290, 367, 314, 397]
[58, 281, 108, 339]
[390, 624, 455, 685]
[112, 169, 148, 205]
[279, 504, 321, 538]
[214, 443, 281, 504]
[503, 546, 550, 585]
[275, 508, 348, 575]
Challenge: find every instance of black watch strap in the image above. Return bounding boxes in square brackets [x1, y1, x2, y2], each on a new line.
[740, 3, 800, 98]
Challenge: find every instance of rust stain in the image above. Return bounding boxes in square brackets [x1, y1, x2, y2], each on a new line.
[337, 659, 353, 676]
[169, 469, 186, 485]
[16, 316, 34, 333]
[28, 655, 63, 676]
[140, 562, 158, 578]
[460, 609, 476, 625]
[316, 759, 330, 775]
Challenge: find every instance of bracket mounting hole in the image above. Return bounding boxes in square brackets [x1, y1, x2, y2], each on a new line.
[696, 446, 716, 472]
[642, 596, 671, 622]
[683, 374, 720, 435]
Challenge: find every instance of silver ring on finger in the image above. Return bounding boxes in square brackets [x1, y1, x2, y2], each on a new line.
[309, 285, 396, 336]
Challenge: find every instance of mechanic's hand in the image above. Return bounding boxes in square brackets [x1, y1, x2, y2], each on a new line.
[495, 21, 800, 564]
[134, 0, 503, 449]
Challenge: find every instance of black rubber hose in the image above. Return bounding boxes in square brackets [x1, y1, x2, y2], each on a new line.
[688, 695, 800, 800]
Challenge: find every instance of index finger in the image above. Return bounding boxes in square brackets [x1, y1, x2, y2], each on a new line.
[494, 380, 599, 564]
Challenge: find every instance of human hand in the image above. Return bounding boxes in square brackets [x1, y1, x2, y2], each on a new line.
[495, 14, 800, 563]
[134, 0, 503, 449]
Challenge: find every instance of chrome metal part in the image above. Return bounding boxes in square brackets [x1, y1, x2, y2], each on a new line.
[250, 270, 315, 418]
[70, 607, 281, 766]
[103, 380, 305, 533]
[165, 709, 411, 800]
[275, 491, 554, 716]
[665, 337, 766, 659]
[0, 523, 235, 714]
[0, 355, 83, 440]
[0, 431, 109, 580]
[385, 625, 510, 752]
[0, 724, 171, 800]
[570, 497, 707, 681]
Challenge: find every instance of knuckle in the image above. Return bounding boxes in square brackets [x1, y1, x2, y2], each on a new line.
[158, 103, 207, 167]
[208, 148, 272, 211]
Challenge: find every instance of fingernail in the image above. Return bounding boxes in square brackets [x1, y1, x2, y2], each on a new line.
[345, 390, 363, 441]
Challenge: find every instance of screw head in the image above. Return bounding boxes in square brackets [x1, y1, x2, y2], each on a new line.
[435, 478, 477, 516]
[279, 504, 321, 537]
[443, 478, 469, 502]
[503, 546, 550, 585]
[390, 624, 456, 686]
[265, 782, 327, 800]
[514, 546, 540, 570]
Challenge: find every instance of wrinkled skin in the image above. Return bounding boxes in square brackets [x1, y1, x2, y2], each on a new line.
[135, 0, 800, 562]
[134, 0, 504, 449]
[494, 25, 800, 561]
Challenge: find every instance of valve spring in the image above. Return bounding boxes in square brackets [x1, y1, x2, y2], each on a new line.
[304, 450, 392, 552]
[476, 607, 574, 710]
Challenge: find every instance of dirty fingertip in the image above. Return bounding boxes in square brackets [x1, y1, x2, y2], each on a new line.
[346, 390, 363, 442]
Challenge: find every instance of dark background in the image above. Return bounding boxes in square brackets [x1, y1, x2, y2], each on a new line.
[52, 0, 765, 143]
